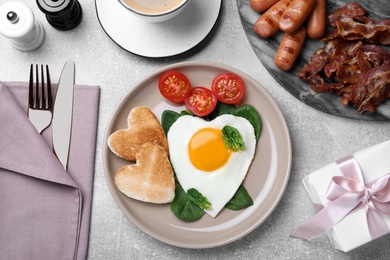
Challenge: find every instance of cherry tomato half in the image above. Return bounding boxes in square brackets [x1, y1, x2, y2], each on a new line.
[185, 87, 218, 117]
[211, 73, 245, 104]
[158, 70, 191, 103]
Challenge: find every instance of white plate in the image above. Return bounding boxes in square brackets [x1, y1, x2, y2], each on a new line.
[103, 61, 292, 248]
[95, 0, 222, 58]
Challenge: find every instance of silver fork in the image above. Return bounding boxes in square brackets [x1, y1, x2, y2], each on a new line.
[28, 64, 53, 133]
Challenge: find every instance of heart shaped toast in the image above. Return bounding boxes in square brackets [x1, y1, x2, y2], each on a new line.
[108, 106, 169, 161]
[115, 142, 175, 203]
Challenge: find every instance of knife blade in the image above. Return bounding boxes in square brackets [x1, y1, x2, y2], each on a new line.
[52, 60, 75, 170]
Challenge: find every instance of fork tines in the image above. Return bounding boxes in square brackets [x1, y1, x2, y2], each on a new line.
[29, 64, 52, 111]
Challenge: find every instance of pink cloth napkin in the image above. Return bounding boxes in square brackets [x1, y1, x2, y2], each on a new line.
[0, 81, 99, 259]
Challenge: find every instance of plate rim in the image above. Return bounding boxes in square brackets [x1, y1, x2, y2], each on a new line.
[102, 61, 292, 248]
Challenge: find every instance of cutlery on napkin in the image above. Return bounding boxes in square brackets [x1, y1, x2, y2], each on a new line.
[28, 64, 53, 134]
[52, 60, 75, 170]
[0, 81, 99, 259]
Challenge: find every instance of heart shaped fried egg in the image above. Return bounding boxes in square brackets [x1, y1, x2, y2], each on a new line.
[167, 114, 256, 217]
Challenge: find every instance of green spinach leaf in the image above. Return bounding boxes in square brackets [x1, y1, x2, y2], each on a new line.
[235, 104, 262, 142]
[225, 185, 253, 210]
[170, 184, 205, 222]
[180, 110, 193, 116]
[161, 110, 181, 135]
[207, 101, 236, 120]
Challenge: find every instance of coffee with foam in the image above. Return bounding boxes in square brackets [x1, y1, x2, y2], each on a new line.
[123, 0, 185, 14]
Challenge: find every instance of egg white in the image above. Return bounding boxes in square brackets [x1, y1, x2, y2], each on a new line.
[167, 114, 256, 218]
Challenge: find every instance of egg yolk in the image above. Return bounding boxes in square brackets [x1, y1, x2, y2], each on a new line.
[188, 127, 232, 171]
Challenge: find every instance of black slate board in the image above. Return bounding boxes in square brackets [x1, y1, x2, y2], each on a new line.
[237, 0, 390, 120]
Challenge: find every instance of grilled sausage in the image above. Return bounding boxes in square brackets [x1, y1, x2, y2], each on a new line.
[254, 0, 293, 38]
[250, 0, 280, 12]
[279, 0, 316, 33]
[274, 26, 306, 70]
[306, 0, 326, 39]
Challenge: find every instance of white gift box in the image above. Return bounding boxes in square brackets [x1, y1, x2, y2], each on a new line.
[302, 140, 390, 252]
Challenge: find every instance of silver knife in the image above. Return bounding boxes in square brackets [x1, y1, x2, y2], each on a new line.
[52, 60, 75, 170]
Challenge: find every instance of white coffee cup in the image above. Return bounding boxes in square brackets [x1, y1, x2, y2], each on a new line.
[118, 0, 191, 23]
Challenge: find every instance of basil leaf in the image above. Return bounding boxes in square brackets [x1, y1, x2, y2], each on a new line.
[235, 104, 262, 143]
[187, 188, 212, 210]
[170, 184, 205, 222]
[225, 185, 253, 210]
[222, 125, 245, 152]
[161, 110, 181, 136]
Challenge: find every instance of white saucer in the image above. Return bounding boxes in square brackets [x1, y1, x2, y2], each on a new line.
[95, 0, 222, 58]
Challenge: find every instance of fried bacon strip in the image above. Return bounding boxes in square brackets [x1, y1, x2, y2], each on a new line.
[322, 2, 390, 45]
[327, 2, 367, 26]
[347, 65, 390, 113]
[298, 2, 390, 113]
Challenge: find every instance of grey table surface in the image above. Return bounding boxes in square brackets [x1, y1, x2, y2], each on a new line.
[0, 0, 389, 259]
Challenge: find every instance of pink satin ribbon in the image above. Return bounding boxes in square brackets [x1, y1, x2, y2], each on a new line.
[291, 154, 390, 240]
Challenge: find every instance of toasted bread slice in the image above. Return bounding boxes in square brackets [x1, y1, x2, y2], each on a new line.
[108, 106, 169, 161]
[115, 142, 175, 203]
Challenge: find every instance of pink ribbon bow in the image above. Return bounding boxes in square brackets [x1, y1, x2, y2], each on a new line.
[291, 154, 390, 240]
